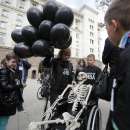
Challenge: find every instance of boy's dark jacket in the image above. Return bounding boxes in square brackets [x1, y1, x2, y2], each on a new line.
[43, 57, 73, 95]
[75, 65, 101, 85]
[114, 44, 130, 129]
[0, 68, 22, 116]
[83, 65, 101, 85]
[51, 58, 73, 94]
[102, 39, 121, 77]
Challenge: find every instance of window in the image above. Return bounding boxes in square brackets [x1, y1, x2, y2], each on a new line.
[18, 0, 25, 10]
[1, 0, 11, 5]
[76, 44, 79, 47]
[0, 32, 6, 44]
[90, 25, 94, 30]
[88, 18, 94, 23]
[75, 19, 80, 25]
[76, 48, 79, 57]
[75, 18, 80, 30]
[90, 32, 94, 37]
[1, 9, 9, 18]
[0, 21, 7, 29]
[32, 0, 38, 6]
[76, 33, 79, 39]
[76, 40, 79, 44]
[16, 14, 23, 23]
[90, 48, 94, 53]
[90, 39, 94, 44]
[15, 14, 23, 28]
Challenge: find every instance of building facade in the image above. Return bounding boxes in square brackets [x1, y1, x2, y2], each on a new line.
[0, 0, 100, 59]
[0, 0, 103, 78]
[0, 0, 47, 47]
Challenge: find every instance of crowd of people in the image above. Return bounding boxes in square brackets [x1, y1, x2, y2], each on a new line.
[0, 0, 130, 130]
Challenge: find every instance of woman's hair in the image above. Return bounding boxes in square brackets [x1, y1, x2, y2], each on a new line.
[5, 52, 18, 62]
[57, 48, 71, 59]
[104, 0, 130, 30]
[0, 58, 6, 67]
[77, 59, 86, 67]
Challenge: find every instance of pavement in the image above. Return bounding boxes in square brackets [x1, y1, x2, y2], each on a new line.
[7, 79, 110, 130]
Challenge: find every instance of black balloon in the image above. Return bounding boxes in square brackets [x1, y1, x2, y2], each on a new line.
[14, 43, 32, 58]
[55, 7, 74, 27]
[50, 23, 70, 43]
[27, 7, 42, 27]
[31, 40, 53, 57]
[54, 36, 72, 49]
[11, 29, 24, 43]
[39, 20, 53, 40]
[22, 26, 38, 45]
[42, 1, 58, 21]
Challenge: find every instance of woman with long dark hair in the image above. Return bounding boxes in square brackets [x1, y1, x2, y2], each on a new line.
[0, 52, 23, 130]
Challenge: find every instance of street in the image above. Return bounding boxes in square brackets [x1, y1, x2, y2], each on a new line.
[7, 79, 110, 130]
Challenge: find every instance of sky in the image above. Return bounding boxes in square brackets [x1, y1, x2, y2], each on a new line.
[57, 0, 96, 9]
[56, 0, 105, 23]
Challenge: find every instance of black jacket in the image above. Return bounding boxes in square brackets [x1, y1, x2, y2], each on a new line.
[83, 65, 101, 85]
[102, 38, 121, 77]
[0, 68, 22, 116]
[18, 59, 31, 83]
[75, 65, 101, 105]
[43, 57, 73, 103]
[114, 44, 130, 129]
[51, 58, 73, 93]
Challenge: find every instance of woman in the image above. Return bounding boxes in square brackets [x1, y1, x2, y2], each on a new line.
[75, 58, 86, 81]
[0, 52, 23, 130]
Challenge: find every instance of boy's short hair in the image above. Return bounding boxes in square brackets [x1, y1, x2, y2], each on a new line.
[87, 54, 95, 60]
[105, 0, 130, 30]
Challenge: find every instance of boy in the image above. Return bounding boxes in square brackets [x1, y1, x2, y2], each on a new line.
[84, 54, 101, 86]
[104, 0, 130, 129]
[78, 54, 101, 129]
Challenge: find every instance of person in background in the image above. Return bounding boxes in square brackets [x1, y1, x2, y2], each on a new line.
[43, 48, 74, 104]
[75, 58, 86, 81]
[43, 48, 74, 130]
[104, 0, 130, 129]
[38, 58, 45, 80]
[84, 54, 101, 86]
[0, 52, 23, 130]
[17, 58, 31, 86]
[16, 58, 31, 111]
[0, 58, 6, 68]
[78, 54, 101, 129]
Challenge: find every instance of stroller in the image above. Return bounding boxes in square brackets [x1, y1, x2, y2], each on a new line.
[29, 72, 102, 130]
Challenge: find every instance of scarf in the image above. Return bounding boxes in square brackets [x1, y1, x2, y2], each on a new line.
[119, 31, 130, 48]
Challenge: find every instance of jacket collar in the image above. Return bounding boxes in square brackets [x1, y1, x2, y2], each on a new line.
[119, 31, 130, 48]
